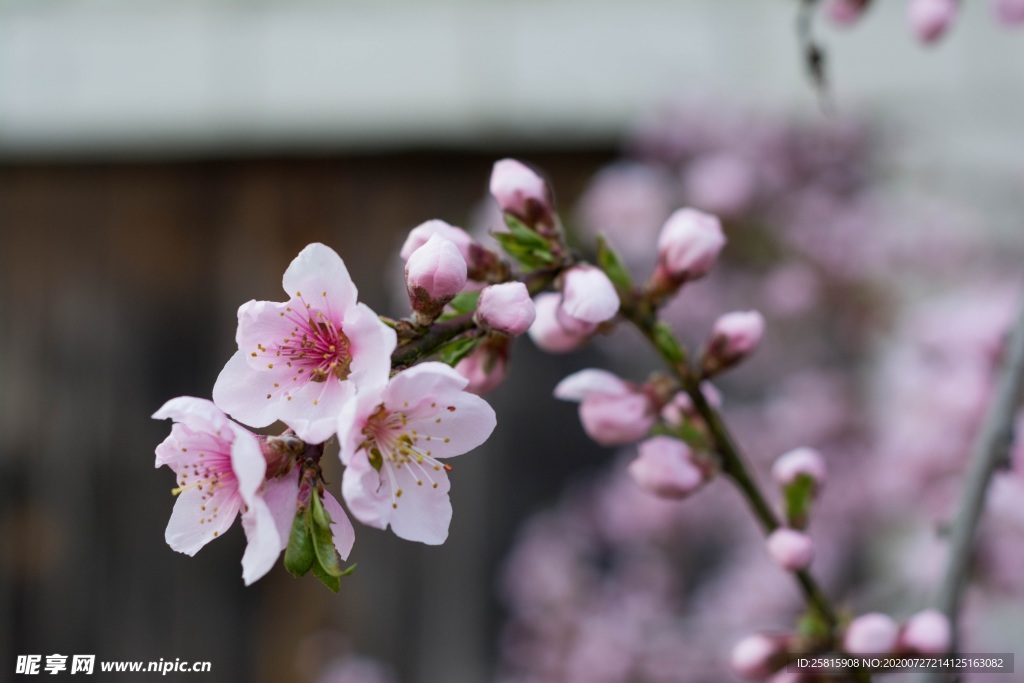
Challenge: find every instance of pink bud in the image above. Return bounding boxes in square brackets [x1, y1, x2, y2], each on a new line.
[400, 219, 476, 262]
[993, 0, 1024, 26]
[561, 265, 620, 324]
[908, 0, 958, 44]
[454, 342, 509, 395]
[704, 310, 765, 373]
[766, 528, 815, 571]
[900, 609, 951, 654]
[490, 159, 553, 225]
[405, 234, 468, 314]
[554, 369, 656, 446]
[844, 613, 900, 655]
[656, 207, 726, 282]
[661, 383, 723, 425]
[475, 282, 536, 337]
[825, 0, 871, 25]
[628, 436, 706, 499]
[771, 447, 827, 488]
[528, 293, 591, 353]
[731, 634, 785, 679]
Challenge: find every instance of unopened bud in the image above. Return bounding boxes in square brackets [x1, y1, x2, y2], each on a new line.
[628, 436, 708, 499]
[908, 0, 958, 44]
[475, 282, 536, 337]
[405, 234, 468, 321]
[900, 609, 951, 654]
[561, 265, 620, 324]
[702, 310, 765, 375]
[766, 528, 815, 571]
[844, 613, 900, 655]
[490, 158, 554, 229]
[554, 369, 656, 446]
[652, 208, 726, 295]
[528, 292, 592, 353]
[825, 0, 872, 25]
[454, 339, 510, 395]
[731, 633, 788, 679]
[771, 447, 827, 489]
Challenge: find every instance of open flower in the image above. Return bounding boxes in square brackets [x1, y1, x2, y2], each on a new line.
[339, 362, 496, 544]
[154, 397, 305, 584]
[554, 369, 657, 446]
[213, 243, 396, 444]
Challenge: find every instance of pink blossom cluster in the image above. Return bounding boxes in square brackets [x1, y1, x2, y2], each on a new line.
[823, 0, 1024, 43]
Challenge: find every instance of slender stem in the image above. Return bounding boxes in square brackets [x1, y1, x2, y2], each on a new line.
[628, 311, 840, 629]
[391, 313, 476, 369]
[922, 295, 1024, 682]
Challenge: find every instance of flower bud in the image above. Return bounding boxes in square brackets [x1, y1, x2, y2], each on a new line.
[490, 158, 553, 228]
[825, 0, 871, 25]
[703, 310, 765, 375]
[475, 282, 536, 337]
[628, 436, 707, 499]
[661, 383, 722, 425]
[405, 234, 468, 319]
[528, 293, 592, 353]
[771, 447, 827, 489]
[454, 339, 509, 395]
[766, 528, 815, 571]
[844, 613, 900, 655]
[908, 0, 958, 44]
[730, 634, 787, 679]
[400, 219, 476, 262]
[554, 369, 656, 446]
[653, 208, 726, 290]
[561, 265, 620, 324]
[993, 0, 1024, 26]
[900, 609, 951, 654]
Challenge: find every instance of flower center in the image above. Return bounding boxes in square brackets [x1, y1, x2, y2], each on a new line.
[362, 405, 451, 508]
[260, 293, 353, 382]
[171, 448, 236, 527]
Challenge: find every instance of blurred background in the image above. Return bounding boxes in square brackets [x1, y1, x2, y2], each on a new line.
[2, 1, 1024, 682]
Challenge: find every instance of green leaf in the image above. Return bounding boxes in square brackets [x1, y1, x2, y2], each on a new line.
[311, 559, 341, 593]
[796, 609, 831, 639]
[283, 509, 315, 578]
[368, 447, 384, 472]
[309, 490, 343, 577]
[652, 321, 687, 367]
[340, 563, 357, 577]
[492, 219, 556, 269]
[447, 291, 480, 316]
[783, 474, 816, 529]
[596, 235, 634, 300]
[436, 335, 481, 367]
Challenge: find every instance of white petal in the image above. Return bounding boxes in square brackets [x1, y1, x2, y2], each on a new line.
[240, 496, 282, 585]
[282, 243, 358, 313]
[321, 491, 356, 560]
[553, 369, 631, 402]
[164, 486, 240, 556]
[228, 424, 266, 506]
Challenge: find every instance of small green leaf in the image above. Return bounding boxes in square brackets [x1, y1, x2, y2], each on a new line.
[796, 609, 831, 639]
[596, 235, 634, 300]
[340, 563, 357, 577]
[368, 447, 384, 472]
[437, 335, 481, 367]
[652, 321, 687, 367]
[492, 219, 556, 269]
[309, 490, 343, 577]
[447, 291, 481, 316]
[311, 559, 341, 592]
[783, 475, 816, 529]
[283, 510, 315, 578]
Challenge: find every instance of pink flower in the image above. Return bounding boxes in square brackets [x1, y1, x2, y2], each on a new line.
[908, 0, 958, 44]
[765, 528, 815, 571]
[628, 436, 706, 499]
[454, 339, 509, 395]
[825, 0, 871, 25]
[399, 219, 476, 263]
[993, 0, 1024, 25]
[900, 609, 951, 654]
[554, 369, 656, 446]
[405, 234, 468, 306]
[153, 397, 353, 584]
[771, 447, 827, 488]
[730, 634, 785, 679]
[339, 362, 497, 544]
[844, 613, 899, 654]
[528, 293, 593, 353]
[561, 265, 620, 324]
[655, 208, 726, 284]
[475, 282, 536, 337]
[212, 243, 396, 444]
[703, 310, 765, 373]
[490, 158, 553, 226]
